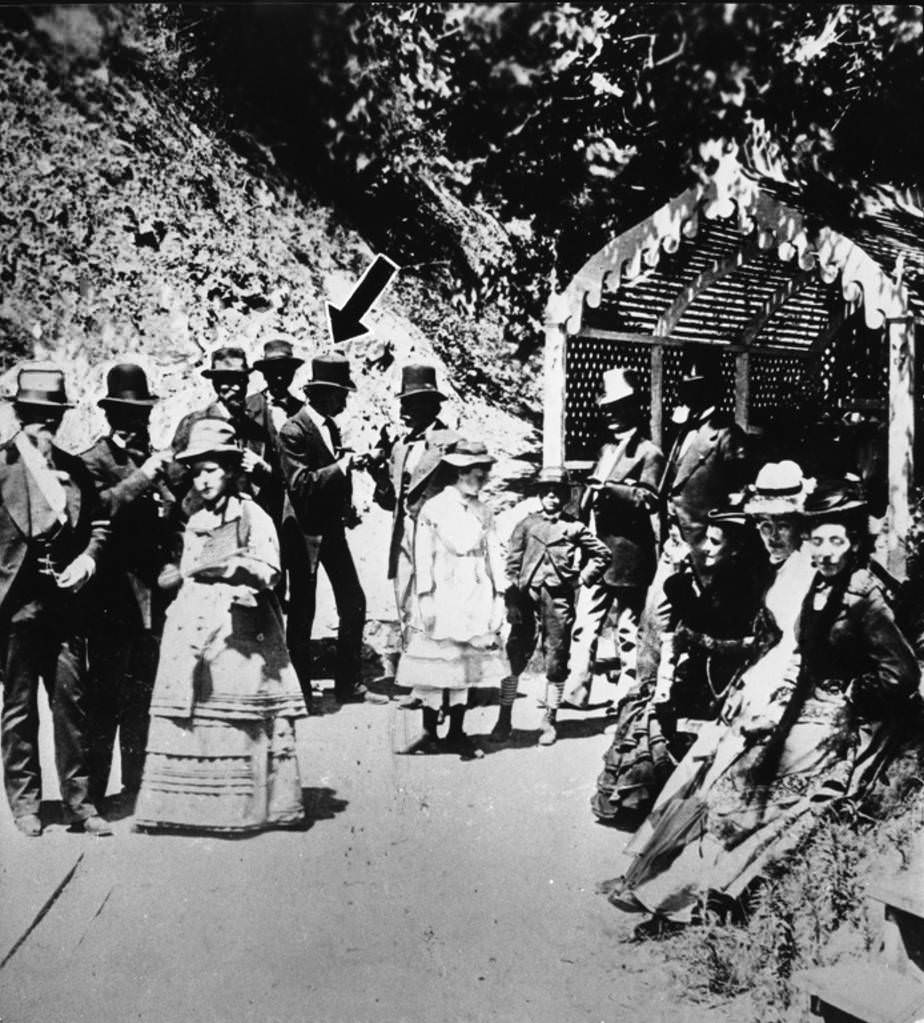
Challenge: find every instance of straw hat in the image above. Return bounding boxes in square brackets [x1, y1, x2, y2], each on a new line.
[743, 460, 812, 516]
[176, 418, 242, 463]
[442, 439, 496, 468]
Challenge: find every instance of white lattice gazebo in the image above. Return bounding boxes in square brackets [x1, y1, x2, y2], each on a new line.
[543, 150, 921, 576]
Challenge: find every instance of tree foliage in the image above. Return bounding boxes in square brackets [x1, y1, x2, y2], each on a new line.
[187, 2, 924, 353]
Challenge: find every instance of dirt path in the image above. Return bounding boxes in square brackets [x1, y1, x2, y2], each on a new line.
[0, 676, 729, 1023]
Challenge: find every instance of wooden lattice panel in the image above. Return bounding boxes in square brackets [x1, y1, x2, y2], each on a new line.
[749, 352, 812, 415]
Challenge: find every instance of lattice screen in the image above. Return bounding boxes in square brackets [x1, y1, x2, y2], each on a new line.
[564, 327, 892, 464]
[564, 338, 737, 462]
[749, 352, 812, 417]
[564, 337, 652, 462]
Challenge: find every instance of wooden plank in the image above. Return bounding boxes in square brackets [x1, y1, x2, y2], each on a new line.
[869, 875, 924, 920]
[795, 961, 924, 1023]
[650, 344, 664, 449]
[575, 326, 815, 359]
[654, 236, 763, 335]
[737, 269, 815, 347]
[887, 316, 917, 579]
[542, 319, 568, 468]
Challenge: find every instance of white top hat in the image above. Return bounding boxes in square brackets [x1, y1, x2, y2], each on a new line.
[598, 367, 638, 407]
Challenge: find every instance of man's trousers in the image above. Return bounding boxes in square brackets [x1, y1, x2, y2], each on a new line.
[564, 582, 645, 706]
[286, 526, 366, 698]
[87, 615, 158, 803]
[1, 583, 97, 822]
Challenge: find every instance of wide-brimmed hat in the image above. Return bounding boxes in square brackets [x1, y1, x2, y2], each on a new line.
[253, 339, 304, 372]
[707, 495, 748, 529]
[802, 478, 867, 520]
[98, 363, 159, 409]
[598, 367, 639, 407]
[304, 354, 356, 392]
[201, 346, 251, 379]
[442, 438, 496, 468]
[398, 364, 446, 400]
[535, 465, 571, 487]
[743, 460, 812, 517]
[10, 366, 74, 409]
[176, 418, 242, 463]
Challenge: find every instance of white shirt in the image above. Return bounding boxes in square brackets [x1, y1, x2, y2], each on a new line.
[303, 402, 338, 457]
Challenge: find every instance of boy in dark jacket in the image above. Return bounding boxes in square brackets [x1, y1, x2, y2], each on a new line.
[493, 466, 610, 746]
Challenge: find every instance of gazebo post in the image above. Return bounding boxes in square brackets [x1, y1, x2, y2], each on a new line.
[650, 344, 664, 449]
[886, 314, 916, 578]
[542, 310, 568, 468]
[734, 352, 750, 430]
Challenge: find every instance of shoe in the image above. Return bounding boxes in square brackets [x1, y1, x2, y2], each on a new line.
[443, 732, 484, 760]
[486, 707, 513, 745]
[14, 813, 42, 837]
[561, 685, 590, 711]
[608, 890, 647, 913]
[76, 814, 113, 837]
[398, 733, 441, 756]
[537, 712, 557, 746]
[396, 695, 424, 710]
[631, 915, 686, 940]
[335, 685, 388, 705]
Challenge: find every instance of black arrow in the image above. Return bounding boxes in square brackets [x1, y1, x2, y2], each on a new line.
[327, 254, 399, 344]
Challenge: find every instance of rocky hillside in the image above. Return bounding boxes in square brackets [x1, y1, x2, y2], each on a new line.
[0, 6, 539, 632]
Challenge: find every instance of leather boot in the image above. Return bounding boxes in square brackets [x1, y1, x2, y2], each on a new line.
[488, 704, 513, 744]
[444, 706, 483, 760]
[401, 707, 441, 755]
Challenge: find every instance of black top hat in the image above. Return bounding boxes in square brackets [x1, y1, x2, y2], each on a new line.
[305, 354, 356, 391]
[398, 364, 446, 400]
[679, 350, 722, 386]
[201, 346, 251, 378]
[98, 363, 159, 408]
[11, 366, 74, 409]
[802, 478, 867, 519]
[253, 339, 304, 372]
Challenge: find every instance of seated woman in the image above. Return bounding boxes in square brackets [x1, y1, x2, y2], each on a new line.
[591, 504, 768, 822]
[621, 461, 818, 859]
[134, 419, 308, 834]
[612, 479, 919, 928]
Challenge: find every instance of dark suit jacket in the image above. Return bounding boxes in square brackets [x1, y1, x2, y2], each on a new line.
[0, 439, 108, 618]
[371, 419, 459, 578]
[245, 390, 303, 525]
[507, 512, 610, 592]
[80, 436, 175, 628]
[278, 407, 350, 538]
[661, 411, 749, 548]
[587, 429, 663, 588]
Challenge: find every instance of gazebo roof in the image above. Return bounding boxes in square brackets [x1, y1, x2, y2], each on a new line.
[548, 147, 921, 349]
